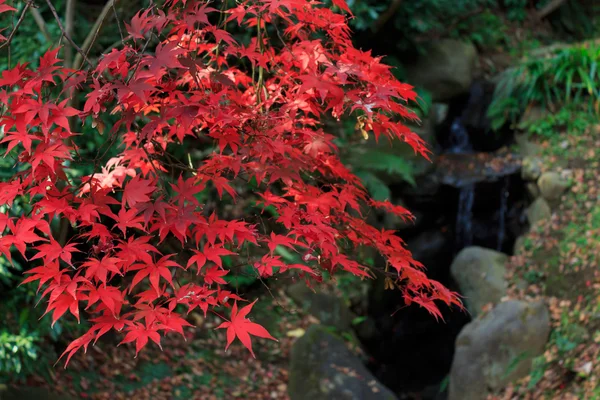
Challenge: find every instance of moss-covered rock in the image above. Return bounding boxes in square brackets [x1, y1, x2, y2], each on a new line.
[538, 171, 571, 202]
[450, 246, 508, 317]
[287, 283, 353, 331]
[449, 301, 550, 400]
[289, 325, 397, 400]
[526, 197, 551, 225]
[521, 156, 543, 181]
[404, 40, 477, 101]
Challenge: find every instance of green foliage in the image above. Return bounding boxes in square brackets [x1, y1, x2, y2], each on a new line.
[351, 149, 416, 184]
[448, 9, 507, 47]
[528, 355, 547, 389]
[488, 43, 600, 130]
[0, 329, 41, 378]
[345, 0, 387, 30]
[504, 0, 528, 21]
[521, 107, 594, 138]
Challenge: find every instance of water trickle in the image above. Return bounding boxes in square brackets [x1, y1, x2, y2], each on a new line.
[456, 183, 475, 248]
[448, 118, 472, 154]
[496, 176, 509, 251]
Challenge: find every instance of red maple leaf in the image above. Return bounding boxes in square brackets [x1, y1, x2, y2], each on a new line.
[122, 177, 155, 208]
[31, 239, 80, 265]
[216, 300, 277, 358]
[119, 323, 162, 357]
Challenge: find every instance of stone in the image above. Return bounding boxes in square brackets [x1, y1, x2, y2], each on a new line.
[538, 171, 571, 202]
[521, 156, 542, 181]
[526, 182, 540, 199]
[0, 387, 73, 400]
[526, 197, 551, 225]
[289, 325, 398, 400]
[431, 103, 449, 125]
[512, 235, 527, 255]
[450, 247, 508, 317]
[514, 132, 542, 158]
[405, 40, 477, 101]
[449, 300, 551, 400]
[287, 283, 352, 331]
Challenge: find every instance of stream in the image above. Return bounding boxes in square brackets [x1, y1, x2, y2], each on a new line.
[358, 82, 529, 399]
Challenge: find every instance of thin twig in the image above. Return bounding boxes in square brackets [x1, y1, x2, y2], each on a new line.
[0, 2, 32, 50]
[112, 0, 124, 44]
[44, 0, 92, 67]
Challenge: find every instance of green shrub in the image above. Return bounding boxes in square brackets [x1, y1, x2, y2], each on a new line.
[488, 43, 600, 130]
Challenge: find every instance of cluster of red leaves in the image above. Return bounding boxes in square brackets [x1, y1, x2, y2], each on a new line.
[0, 0, 461, 365]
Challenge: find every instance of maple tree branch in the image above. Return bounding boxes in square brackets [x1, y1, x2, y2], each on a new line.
[372, 0, 402, 34]
[73, 0, 117, 70]
[64, 0, 76, 68]
[0, 2, 32, 50]
[44, 0, 92, 67]
[29, 7, 52, 43]
[537, 0, 568, 19]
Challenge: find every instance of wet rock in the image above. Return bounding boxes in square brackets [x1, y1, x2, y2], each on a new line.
[435, 149, 521, 187]
[449, 300, 551, 400]
[538, 171, 571, 202]
[526, 197, 551, 225]
[521, 156, 542, 181]
[288, 283, 352, 331]
[450, 246, 508, 317]
[405, 40, 477, 101]
[289, 325, 398, 400]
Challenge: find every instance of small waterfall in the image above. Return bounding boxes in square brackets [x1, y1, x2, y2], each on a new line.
[448, 118, 472, 154]
[496, 177, 509, 251]
[456, 183, 475, 248]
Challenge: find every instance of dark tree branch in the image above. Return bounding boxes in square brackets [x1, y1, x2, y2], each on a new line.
[372, 0, 403, 34]
[44, 0, 92, 67]
[0, 2, 32, 50]
[537, 0, 568, 19]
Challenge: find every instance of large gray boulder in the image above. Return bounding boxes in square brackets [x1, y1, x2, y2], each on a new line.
[449, 300, 551, 400]
[538, 171, 571, 202]
[450, 247, 508, 317]
[288, 283, 353, 331]
[289, 325, 397, 400]
[527, 197, 551, 225]
[405, 40, 477, 101]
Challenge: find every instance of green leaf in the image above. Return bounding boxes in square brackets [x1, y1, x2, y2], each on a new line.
[354, 171, 391, 201]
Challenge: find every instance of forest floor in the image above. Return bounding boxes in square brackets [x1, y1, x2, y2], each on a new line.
[16, 287, 320, 400]
[498, 115, 600, 399]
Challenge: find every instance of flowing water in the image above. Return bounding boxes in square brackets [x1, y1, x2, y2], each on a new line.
[456, 183, 475, 248]
[497, 176, 509, 251]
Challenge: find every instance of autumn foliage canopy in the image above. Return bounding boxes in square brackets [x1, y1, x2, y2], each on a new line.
[0, 0, 461, 365]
